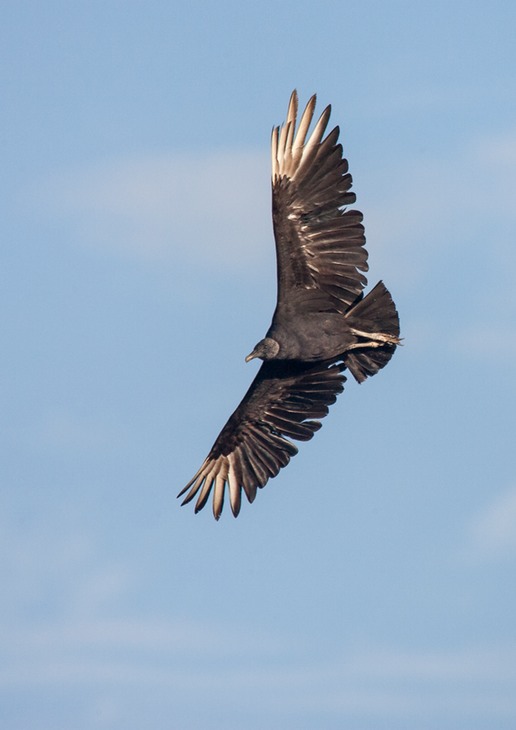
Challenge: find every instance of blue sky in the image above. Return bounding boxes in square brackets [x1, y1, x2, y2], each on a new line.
[2, 1, 516, 728]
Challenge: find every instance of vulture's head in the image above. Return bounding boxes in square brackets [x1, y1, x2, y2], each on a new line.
[245, 337, 280, 362]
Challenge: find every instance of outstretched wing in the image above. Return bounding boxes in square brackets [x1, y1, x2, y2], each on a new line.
[178, 360, 346, 519]
[271, 91, 368, 316]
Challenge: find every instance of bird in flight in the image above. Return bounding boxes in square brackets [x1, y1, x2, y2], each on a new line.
[179, 91, 400, 519]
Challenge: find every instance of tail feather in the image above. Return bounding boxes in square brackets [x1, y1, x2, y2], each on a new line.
[343, 281, 400, 383]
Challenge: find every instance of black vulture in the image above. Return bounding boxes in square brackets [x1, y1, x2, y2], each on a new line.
[178, 91, 400, 519]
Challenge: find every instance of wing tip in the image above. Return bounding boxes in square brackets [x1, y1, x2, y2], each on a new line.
[272, 91, 339, 183]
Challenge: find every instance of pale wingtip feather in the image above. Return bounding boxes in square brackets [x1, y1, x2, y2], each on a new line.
[275, 90, 300, 179]
[194, 467, 217, 514]
[212, 471, 226, 520]
[178, 457, 211, 504]
[293, 94, 317, 154]
[295, 102, 332, 179]
[227, 454, 242, 517]
[273, 92, 324, 180]
[271, 125, 279, 180]
[286, 89, 298, 126]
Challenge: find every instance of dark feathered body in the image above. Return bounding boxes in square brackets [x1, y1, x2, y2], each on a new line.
[262, 279, 399, 366]
[179, 91, 400, 519]
[265, 311, 356, 361]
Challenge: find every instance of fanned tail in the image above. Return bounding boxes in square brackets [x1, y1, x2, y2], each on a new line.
[343, 281, 400, 383]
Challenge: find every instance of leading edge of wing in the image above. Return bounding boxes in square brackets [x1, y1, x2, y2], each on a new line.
[271, 91, 368, 314]
[178, 359, 346, 519]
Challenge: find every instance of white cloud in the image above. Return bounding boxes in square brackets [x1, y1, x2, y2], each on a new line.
[1, 515, 514, 720]
[452, 323, 516, 361]
[0, 518, 130, 621]
[33, 150, 271, 268]
[36, 406, 126, 455]
[363, 127, 516, 288]
[0, 616, 275, 664]
[477, 129, 516, 166]
[1, 620, 515, 722]
[467, 485, 516, 559]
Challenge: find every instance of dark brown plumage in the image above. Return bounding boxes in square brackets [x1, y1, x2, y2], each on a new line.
[178, 91, 400, 519]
